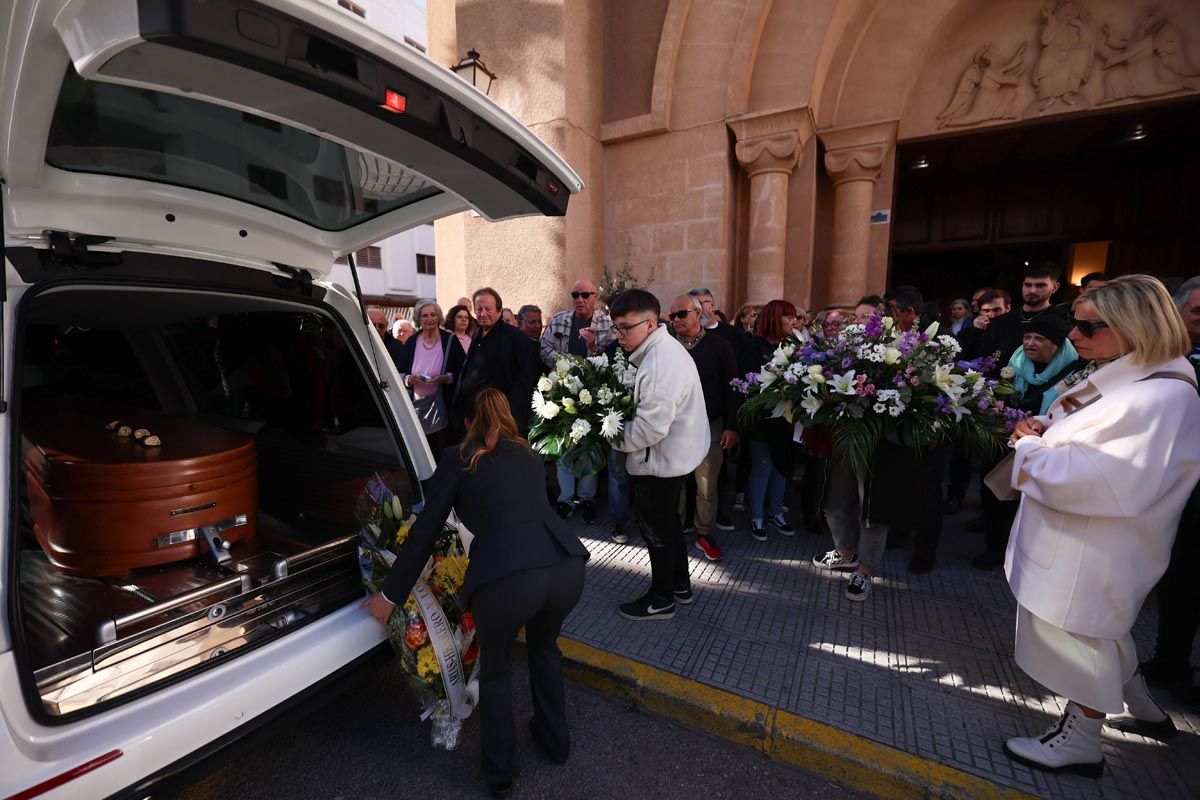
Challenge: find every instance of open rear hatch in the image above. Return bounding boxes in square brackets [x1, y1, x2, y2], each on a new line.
[3, 0, 581, 273]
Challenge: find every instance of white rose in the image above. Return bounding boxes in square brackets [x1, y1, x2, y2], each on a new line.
[541, 401, 560, 419]
[882, 347, 901, 365]
[1000, 367, 1016, 380]
[578, 389, 593, 406]
[537, 376, 553, 392]
[807, 365, 825, 378]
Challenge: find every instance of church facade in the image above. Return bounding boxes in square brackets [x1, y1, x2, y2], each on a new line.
[429, 0, 1200, 316]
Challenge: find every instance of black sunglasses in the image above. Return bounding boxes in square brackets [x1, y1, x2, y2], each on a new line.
[667, 309, 695, 321]
[1070, 317, 1110, 337]
[571, 291, 595, 299]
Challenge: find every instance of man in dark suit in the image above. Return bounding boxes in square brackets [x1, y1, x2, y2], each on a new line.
[452, 287, 541, 440]
[368, 307, 405, 367]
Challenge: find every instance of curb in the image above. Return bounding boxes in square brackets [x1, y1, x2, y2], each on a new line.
[544, 636, 1041, 800]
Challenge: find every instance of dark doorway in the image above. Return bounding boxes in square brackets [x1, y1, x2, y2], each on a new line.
[890, 98, 1200, 309]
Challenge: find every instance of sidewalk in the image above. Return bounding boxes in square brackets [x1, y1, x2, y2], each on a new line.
[552, 489, 1200, 800]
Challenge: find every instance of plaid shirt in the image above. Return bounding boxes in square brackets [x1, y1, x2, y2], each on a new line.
[539, 308, 615, 367]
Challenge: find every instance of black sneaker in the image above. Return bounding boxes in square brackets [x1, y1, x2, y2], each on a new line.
[618, 594, 676, 621]
[766, 513, 795, 536]
[579, 500, 597, 525]
[845, 571, 873, 602]
[555, 501, 574, 521]
[750, 520, 767, 541]
[714, 513, 735, 531]
[609, 524, 629, 545]
[672, 586, 694, 605]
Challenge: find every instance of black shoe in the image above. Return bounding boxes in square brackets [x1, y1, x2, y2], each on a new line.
[618, 594, 676, 621]
[943, 497, 962, 515]
[750, 520, 767, 542]
[579, 499, 597, 525]
[965, 515, 985, 533]
[971, 550, 1004, 571]
[766, 513, 795, 536]
[672, 586, 694, 605]
[714, 513, 735, 531]
[1106, 714, 1178, 740]
[609, 524, 630, 545]
[908, 554, 935, 574]
[489, 781, 513, 799]
[555, 501, 574, 521]
[529, 719, 569, 764]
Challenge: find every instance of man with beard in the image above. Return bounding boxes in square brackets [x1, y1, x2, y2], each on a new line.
[978, 263, 1067, 373]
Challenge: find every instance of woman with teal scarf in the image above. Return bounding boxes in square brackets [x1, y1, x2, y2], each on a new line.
[1006, 313, 1084, 415]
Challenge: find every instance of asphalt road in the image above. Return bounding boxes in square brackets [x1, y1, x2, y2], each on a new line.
[175, 658, 865, 800]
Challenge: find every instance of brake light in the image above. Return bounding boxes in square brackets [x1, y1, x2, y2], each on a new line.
[547, 180, 559, 195]
[380, 88, 407, 114]
[8, 750, 123, 800]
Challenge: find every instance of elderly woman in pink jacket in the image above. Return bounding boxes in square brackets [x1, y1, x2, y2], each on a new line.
[1002, 275, 1200, 777]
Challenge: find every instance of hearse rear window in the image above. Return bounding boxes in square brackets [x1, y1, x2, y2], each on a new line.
[45, 68, 440, 231]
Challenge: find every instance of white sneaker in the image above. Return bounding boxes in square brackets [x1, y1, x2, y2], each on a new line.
[1107, 669, 1176, 739]
[813, 549, 858, 571]
[1004, 702, 1105, 778]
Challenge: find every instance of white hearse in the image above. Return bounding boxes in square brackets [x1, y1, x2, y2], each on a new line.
[0, 1, 580, 797]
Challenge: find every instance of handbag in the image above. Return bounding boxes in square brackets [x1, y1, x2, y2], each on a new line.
[983, 451, 1019, 502]
[413, 392, 447, 433]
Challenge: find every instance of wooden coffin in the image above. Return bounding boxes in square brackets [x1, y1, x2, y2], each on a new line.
[22, 403, 257, 576]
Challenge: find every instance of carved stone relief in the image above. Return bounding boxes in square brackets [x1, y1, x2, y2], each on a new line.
[934, 1, 1198, 130]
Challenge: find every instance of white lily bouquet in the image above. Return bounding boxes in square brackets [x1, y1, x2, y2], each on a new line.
[529, 352, 637, 477]
[735, 316, 1024, 476]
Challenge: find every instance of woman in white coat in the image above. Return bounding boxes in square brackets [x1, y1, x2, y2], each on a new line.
[1002, 275, 1200, 777]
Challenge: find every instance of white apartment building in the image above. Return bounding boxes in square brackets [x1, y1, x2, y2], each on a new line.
[325, 0, 436, 314]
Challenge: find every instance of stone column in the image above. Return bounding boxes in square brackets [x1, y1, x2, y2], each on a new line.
[820, 122, 897, 307]
[729, 108, 814, 303]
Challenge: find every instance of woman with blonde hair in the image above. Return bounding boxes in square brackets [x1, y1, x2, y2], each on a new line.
[1002, 274, 1200, 776]
[363, 388, 589, 798]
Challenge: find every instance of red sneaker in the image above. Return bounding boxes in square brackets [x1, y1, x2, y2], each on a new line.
[694, 533, 724, 562]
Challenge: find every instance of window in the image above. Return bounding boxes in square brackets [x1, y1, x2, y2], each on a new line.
[416, 254, 436, 275]
[46, 69, 440, 231]
[335, 245, 384, 268]
[338, 0, 366, 18]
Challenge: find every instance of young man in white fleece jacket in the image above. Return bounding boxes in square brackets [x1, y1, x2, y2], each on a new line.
[609, 289, 709, 620]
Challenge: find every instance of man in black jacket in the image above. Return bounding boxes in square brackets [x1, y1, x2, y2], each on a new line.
[452, 287, 541, 440]
[689, 287, 746, 361]
[670, 295, 739, 562]
[976, 262, 1067, 372]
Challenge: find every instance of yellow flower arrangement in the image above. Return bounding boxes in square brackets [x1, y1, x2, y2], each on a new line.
[431, 555, 468, 595]
[403, 594, 420, 615]
[416, 645, 441, 679]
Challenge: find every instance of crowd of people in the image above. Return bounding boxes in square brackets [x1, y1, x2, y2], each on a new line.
[363, 267, 1200, 793]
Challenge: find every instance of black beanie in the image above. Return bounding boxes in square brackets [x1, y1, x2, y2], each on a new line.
[1028, 312, 1070, 346]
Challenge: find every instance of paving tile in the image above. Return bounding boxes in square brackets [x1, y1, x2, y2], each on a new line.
[555, 496, 1200, 800]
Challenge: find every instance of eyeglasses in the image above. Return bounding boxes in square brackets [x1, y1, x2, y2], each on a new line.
[1070, 317, 1110, 338]
[571, 291, 594, 300]
[613, 319, 652, 337]
[667, 309, 695, 321]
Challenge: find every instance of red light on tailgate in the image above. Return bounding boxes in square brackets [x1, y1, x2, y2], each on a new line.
[380, 88, 407, 114]
[8, 749, 124, 800]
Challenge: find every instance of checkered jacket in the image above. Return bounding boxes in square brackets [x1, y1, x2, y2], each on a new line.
[539, 308, 615, 367]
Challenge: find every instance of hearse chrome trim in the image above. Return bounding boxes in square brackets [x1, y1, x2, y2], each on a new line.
[155, 514, 248, 549]
[39, 537, 362, 715]
[271, 534, 358, 580]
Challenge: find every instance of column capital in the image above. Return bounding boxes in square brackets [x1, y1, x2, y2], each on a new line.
[729, 107, 815, 178]
[819, 120, 898, 186]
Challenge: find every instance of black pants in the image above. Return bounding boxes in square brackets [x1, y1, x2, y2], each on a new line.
[946, 439, 972, 504]
[909, 445, 949, 560]
[471, 557, 586, 788]
[1152, 490, 1200, 677]
[631, 474, 689, 602]
[980, 452, 1018, 555]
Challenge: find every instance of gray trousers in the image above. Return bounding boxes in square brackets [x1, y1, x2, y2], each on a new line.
[823, 457, 890, 572]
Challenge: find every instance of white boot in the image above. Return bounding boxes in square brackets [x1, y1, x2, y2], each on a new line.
[1004, 702, 1105, 778]
[1107, 668, 1177, 739]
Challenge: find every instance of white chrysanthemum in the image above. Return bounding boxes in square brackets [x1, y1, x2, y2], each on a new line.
[888, 404, 903, 417]
[578, 389, 593, 406]
[872, 402, 887, 414]
[937, 335, 961, 354]
[600, 410, 623, 440]
[540, 401, 560, 419]
[876, 389, 899, 402]
[531, 390, 545, 412]
[536, 376, 553, 392]
[569, 418, 592, 443]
